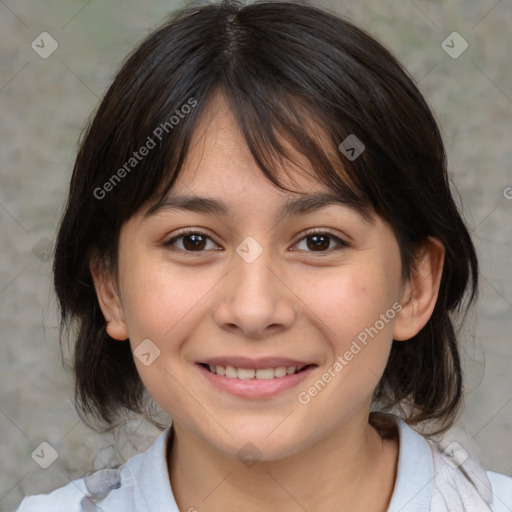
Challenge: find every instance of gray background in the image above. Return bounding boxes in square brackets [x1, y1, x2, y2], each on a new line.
[0, 0, 511, 510]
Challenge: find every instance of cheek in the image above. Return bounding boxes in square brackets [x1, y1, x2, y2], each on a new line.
[119, 254, 217, 343]
[294, 269, 399, 424]
[118, 259, 221, 414]
[296, 263, 399, 344]
[296, 262, 400, 410]
[327, 267, 400, 392]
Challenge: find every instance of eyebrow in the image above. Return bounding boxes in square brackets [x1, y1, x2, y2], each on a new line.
[143, 192, 373, 223]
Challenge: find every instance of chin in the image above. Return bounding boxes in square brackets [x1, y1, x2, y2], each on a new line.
[205, 423, 307, 463]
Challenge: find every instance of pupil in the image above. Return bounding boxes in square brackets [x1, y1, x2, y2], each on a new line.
[308, 235, 329, 251]
[182, 234, 330, 252]
[184, 234, 206, 251]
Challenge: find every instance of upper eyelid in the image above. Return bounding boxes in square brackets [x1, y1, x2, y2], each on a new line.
[292, 230, 348, 251]
[164, 230, 220, 250]
[164, 229, 218, 244]
[164, 228, 348, 250]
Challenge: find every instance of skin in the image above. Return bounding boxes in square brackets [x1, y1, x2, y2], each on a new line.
[91, 91, 445, 512]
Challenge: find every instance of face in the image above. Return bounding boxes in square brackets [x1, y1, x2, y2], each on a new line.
[95, 93, 413, 461]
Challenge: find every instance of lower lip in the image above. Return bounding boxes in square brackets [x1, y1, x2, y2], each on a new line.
[197, 364, 316, 399]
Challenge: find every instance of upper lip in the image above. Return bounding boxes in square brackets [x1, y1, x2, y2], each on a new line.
[199, 357, 316, 370]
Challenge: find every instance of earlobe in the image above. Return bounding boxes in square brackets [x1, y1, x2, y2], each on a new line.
[89, 257, 129, 341]
[393, 237, 445, 341]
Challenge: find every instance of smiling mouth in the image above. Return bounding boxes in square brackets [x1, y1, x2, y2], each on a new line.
[199, 363, 314, 380]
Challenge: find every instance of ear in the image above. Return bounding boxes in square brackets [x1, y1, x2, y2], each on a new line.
[89, 256, 129, 341]
[393, 237, 445, 341]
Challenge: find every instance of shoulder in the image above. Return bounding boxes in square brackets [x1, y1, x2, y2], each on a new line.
[15, 427, 175, 512]
[379, 412, 512, 511]
[15, 468, 128, 512]
[16, 476, 88, 512]
[487, 470, 512, 511]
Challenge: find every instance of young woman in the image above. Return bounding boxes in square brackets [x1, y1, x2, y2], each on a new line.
[17, 1, 512, 510]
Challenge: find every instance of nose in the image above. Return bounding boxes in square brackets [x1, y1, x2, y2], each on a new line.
[212, 242, 297, 339]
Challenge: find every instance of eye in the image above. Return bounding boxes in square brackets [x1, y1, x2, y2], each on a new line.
[293, 230, 348, 254]
[163, 229, 348, 255]
[163, 230, 221, 253]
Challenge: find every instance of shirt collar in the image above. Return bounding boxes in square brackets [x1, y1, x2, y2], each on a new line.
[127, 425, 180, 511]
[127, 415, 434, 512]
[385, 414, 434, 511]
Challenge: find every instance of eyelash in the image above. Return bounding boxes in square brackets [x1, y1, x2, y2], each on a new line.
[162, 229, 348, 256]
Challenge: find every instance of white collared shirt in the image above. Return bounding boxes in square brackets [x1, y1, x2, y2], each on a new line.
[16, 415, 512, 511]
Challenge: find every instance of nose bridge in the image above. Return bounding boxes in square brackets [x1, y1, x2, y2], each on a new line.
[233, 237, 275, 298]
[213, 236, 296, 337]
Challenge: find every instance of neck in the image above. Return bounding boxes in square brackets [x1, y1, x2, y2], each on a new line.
[168, 413, 399, 512]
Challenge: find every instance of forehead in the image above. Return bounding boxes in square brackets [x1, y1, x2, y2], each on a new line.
[179, 92, 324, 191]
[143, 93, 374, 223]
[175, 90, 366, 199]
[140, 89, 376, 226]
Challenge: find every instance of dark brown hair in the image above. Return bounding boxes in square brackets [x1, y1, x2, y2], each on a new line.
[53, 0, 478, 435]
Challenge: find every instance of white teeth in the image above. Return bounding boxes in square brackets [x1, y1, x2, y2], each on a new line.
[206, 364, 303, 379]
[225, 365, 238, 378]
[237, 368, 256, 380]
[255, 368, 275, 380]
[274, 366, 287, 378]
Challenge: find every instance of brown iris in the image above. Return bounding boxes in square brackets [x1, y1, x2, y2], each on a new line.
[181, 234, 208, 251]
[306, 234, 330, 251]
